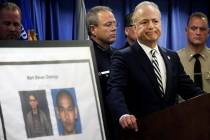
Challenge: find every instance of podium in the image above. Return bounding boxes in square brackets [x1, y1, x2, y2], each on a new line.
[121, 94, 210, 140]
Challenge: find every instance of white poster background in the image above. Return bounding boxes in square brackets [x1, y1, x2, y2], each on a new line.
[0, 47, 105, 140]
[0, 107, 3, 140]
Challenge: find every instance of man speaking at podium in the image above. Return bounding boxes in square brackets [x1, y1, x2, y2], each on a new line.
[107, 1, 204, 133]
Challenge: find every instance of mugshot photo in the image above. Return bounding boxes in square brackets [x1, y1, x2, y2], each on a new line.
[19, 90, 53, 138]
[51, 88, 82, 136]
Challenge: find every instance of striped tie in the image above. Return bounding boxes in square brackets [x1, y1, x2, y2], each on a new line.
[150, 49, 164, 97]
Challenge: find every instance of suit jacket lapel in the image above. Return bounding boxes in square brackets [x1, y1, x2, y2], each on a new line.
[131, 43, 164, 98]
[159, 47, 173, 97]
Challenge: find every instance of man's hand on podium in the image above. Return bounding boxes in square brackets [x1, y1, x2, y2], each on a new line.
[119, 114, 139, 132]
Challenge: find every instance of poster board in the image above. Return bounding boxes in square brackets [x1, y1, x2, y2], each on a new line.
[0, 41, 106, 140]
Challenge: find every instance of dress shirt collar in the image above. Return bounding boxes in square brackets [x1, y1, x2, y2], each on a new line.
[185, 46, 208, 62]
[91, 39, 111, 52]
[137, 40, 160, 56]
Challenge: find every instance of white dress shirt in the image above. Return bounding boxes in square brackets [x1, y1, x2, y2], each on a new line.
[137, 40, 167, 93]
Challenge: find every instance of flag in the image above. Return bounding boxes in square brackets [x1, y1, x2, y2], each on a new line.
[19, 0, 39, 40]
[19, 24, 28, 40]
[75, 0, 88, 40]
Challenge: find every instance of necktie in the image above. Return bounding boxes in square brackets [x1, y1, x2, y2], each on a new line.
[150, 49, 164, 97]
[193, 54, 203, 89]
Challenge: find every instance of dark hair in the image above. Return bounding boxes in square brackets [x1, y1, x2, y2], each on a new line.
[86, 6, 113, 35]
[56, 89, 75, 107]
[0, 2, 21, 16]
[124, 12, 134, 27]
[28, 94, 38, 101]
[28, 94, 39, 110]
[187, 12, 208, 26]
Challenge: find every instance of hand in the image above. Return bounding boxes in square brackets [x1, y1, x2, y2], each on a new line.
[28, 29, 37, 41]
[119, 114, 138, 132]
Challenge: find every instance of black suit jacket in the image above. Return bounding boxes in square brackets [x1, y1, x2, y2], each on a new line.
[107, 42, 203, 121]
[92, 40, 120, 140]
[93, 40, 112, 96]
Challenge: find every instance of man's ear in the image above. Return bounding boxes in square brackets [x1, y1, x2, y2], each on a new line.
[89, 25, 97, 37]
[125, 27, 129, 36]
[185, 27, 188, 33]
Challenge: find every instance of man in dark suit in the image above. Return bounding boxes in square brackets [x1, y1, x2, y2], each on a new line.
[86, 6, 118, 140]
[86, 6, 117, 96]
[107, 1, 204, 132]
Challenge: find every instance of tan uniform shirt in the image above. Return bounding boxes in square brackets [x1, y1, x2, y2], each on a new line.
[178, 47, 210, 93]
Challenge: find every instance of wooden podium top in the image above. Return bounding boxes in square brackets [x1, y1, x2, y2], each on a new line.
[121, 94, 210, 140]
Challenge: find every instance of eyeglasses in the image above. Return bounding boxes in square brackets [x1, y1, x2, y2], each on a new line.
[89, 21, 119, 29]
[103, 21, 119, 28]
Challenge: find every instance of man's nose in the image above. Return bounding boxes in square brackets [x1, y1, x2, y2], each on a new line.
[195, 28, 201, 34]
[8, 24, 16, 31]
[112, 25, 117, 30]
[110, 23, 117, 30]
[111, 26, 117, 32]
[64, 110, 70, 118]
[148, 21, 154, 28]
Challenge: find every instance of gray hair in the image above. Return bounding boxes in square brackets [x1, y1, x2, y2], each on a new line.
[86, 6, 113, 35]
[132, 1, 160, 24]
[187, 12, 208, 27]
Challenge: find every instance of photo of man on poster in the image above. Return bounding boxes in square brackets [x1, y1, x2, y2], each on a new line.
[51, 88, 82, 136]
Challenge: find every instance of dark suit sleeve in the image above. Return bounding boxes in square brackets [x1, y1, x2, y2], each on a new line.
[175, 53, 204, 99]
[106, 51, 130, 121]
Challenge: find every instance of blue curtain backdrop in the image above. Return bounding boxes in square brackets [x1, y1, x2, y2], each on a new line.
[0, 0, 209, 50]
